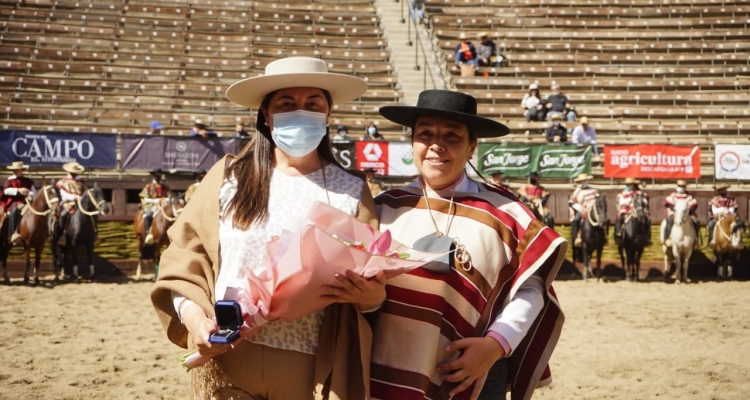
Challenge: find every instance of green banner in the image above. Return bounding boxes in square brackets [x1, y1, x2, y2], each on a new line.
[478, 143, 592, 178]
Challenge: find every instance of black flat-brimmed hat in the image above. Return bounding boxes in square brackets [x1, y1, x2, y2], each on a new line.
[379, 90, 510, 138]
[150, 168, 164, 175]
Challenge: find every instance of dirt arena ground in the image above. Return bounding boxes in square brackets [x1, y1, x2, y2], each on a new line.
[1, 276, 748, 400]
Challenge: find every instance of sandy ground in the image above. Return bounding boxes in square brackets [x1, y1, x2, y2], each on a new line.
[1, 276, 748, 400]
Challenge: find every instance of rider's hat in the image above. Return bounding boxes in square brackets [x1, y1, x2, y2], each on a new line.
[6, 161, 29, 170]
[150, 168, 164, 176]
[623, 177, 640, 185]
[676, 180, 688, 187]
[714, 184, 730, 191]
[63, 162, 85, 174]
[574, 173, 594, 183]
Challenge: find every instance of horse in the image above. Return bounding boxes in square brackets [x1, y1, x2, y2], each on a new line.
[1, 185, 59, 284]
[660, 198, 697, 284]
[712, 213, 744, 280]
[133, 193, 184, 280]
[576, 194, 608, 282]
[52, 184, 109, 281]
[618, 193, 649, 282]
[523, 198, 555, 228]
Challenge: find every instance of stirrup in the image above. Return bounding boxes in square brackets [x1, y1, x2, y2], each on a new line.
[144, 233, 155, 245]
[573, 237, 582, 247]
[10, 232, 21, 244]
[665, 239, 672, 247]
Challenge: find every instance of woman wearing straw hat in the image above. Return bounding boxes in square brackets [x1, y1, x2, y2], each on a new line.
[569, 173, 599, 247]
[1, 161, 36, 244]
[614, 177, 652, 246]
[663, 180, 700, 248]
[371, 90, 566, 400]
[151, 57, 383, 399]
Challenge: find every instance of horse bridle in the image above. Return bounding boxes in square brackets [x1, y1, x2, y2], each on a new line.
[25, 185, 59, 216]
[77, 188, 106, 216]
[159, 197, 184, 222]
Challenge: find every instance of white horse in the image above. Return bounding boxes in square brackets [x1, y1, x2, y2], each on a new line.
[660, 198, 696, 283]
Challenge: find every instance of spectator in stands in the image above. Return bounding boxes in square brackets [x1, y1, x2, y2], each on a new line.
[148, 120, 164, 135]
[363, 167, 382, 197]
[1, 161, 36, 245]
[190, 120, 217, 138]
[491, 171, 509, 190]
[614, 178, 651, 246]
[235, 122, 250, 138]
[545, 84, 576, 123]
[184, 170, 206, 204]
[454, 32, 477, 67]
[521, 84, 545, 122]
[663, 180, 700, 248]
[362, 121, 384, 140]
[139, 168, 169, 245]
[545, 114, 568, 142]
[569, 173, 600, 247]
[333, 125, 349, 142]
[571, 116, 599, 156]
[707, 184, 744, 249]
[152, 57, 379, 399]
[476, 32, 504, 72]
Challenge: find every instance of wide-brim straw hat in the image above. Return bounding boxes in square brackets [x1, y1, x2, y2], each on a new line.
[379, 90, 510, 138]
[714, 184, 730, 191]
[63, 162, 85, 174]
[574, 173, 594, 182]
[6, 161, 29, 170]
[580, 116, 589, 124]
[676, 180, 688, 186]
[225, 57, 369, 109]
[623, 177, 640, 184]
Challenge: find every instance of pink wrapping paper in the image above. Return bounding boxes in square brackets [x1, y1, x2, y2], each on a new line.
[235, 201, 447, 322]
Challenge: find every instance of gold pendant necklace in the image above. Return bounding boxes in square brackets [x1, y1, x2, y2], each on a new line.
[421, 178, 472, 271]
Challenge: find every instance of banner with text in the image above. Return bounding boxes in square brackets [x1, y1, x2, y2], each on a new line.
[120, 135, 240, 171]
[478, 143, 592, 178]
[355, 141, 418, 176]
[332, 141, 355, 170]
[715, 144, 750, 180]
[0, 130, 117, 168]
[603, 145, 700, 179]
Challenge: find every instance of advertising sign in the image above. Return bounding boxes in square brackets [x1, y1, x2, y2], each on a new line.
[715, 144, 750, 180]
[121, 135, 239, 171]
[332, 141, 355, 169]
[603, 145, 700, 179]
[478, 143, 592, 178]
[0, 130, 117, 168]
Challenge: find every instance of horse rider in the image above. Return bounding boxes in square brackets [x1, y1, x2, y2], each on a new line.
[55, 162, 86, 235]
[517, 171, 554, 225]
[1, 161, 36, 245]
[140, 168, 170, 245]
[663, 180, 700, 248]
[491, 171, 510, 191]
[707, 184, 744, 249]
[569, 173, 600, 247]
[614, 177, 652, 246]
[183, 169, 206, 204]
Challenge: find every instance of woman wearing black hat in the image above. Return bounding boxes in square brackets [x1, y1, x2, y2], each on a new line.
[370, 90, 566, 400]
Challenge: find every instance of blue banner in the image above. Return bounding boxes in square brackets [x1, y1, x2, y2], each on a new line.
[120, 135, 240, 171]
[0, 130, 117, 168]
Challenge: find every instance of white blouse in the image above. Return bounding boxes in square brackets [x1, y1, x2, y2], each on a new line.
[175, 163, 364, 355]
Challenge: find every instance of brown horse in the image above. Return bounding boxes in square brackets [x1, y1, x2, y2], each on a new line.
[713, 213, 744, 280]
[1, 185, 59, 284]
[133, 193, 184, 280]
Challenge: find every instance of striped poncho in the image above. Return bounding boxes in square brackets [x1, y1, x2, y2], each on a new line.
[371, 180, 566, 400]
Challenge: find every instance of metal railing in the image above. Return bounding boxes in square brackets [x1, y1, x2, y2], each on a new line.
[401, 0, 437, 90]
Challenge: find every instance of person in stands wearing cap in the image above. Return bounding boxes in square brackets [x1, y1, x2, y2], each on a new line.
[184, 170, 206, 204]
[234, 122, 250, 138]
[521, 84, 545, 122]
[545, 83, 576, 123]
[663, 180, 700, 248]
[371, 89, 565, 400]
[454, 32, 477, 67]
[1, 161, 36, 245]
[476, 32, 504, 76]
[55, 162, 86, 235]
[614, 177, 652, 245]
[518, 171, 555, 226]
[545, 114, 568, 143]
[148, 120, 164, 135]
[491, 171, 510, 191]
[151, 57, 382, 399]
[139, 168, 170, 245]
[568, 173, 601, 247]
[333, 124, 349, 142]
[571, 116, 599, 156]
[189, 120, 217, 138]
[707, 184, 744, 249]
[362, 167, 383, 197]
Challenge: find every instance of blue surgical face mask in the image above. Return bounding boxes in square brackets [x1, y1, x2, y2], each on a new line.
[368, 127, 377, 135]
[553, 121, 561, 126]
[271, 110, 328, 157]
[581, 182, 589, 189]
[625, 184, 632, 191]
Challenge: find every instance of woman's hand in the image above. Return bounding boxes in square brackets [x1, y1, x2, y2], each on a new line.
[182, 303, 260, 358]
[321, 269, 386, 311]
[437, 337, 506, 399]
